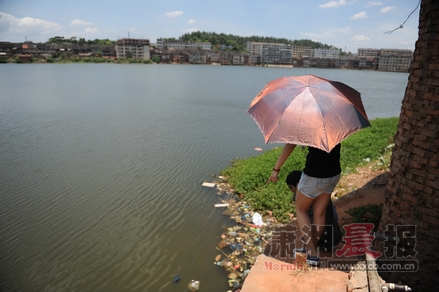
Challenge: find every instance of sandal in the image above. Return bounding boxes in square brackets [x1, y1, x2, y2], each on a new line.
[306, 254, 320, 266]
[292, 247, 307, 259]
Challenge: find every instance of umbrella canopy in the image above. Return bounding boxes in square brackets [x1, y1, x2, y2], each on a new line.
[247, 74, 371, 153]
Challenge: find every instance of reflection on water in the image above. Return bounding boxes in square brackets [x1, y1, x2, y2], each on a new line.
[0, 64, 408, 291]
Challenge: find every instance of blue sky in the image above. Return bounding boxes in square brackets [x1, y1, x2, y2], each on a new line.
[0, 0, 420, 53]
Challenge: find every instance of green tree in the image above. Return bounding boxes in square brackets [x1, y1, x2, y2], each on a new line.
[179, 31, 339, 52]
[152, 55, 160, 63]
[47, 36, 65, 43]
[125, 51, 133, 59]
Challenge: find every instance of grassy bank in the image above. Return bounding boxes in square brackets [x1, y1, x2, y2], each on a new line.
[220, 117, 399, 223]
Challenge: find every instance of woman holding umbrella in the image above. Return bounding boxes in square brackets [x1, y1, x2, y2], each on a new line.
[247, 75, 370, 265]
[267, 143, 341, 266]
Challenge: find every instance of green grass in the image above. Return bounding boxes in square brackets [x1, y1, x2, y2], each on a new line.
[346, 203, 383, 232]
[220, 117, 398, 223]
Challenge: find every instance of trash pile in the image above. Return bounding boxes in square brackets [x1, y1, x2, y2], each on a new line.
[208, 177, 282, 290]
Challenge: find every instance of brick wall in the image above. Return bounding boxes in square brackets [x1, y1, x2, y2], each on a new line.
[377, 0, 439, 291]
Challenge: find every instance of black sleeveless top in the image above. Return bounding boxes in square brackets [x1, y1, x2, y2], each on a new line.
[303, 144, 341, 178]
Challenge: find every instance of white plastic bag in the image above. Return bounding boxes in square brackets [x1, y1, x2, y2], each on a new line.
[252, 212, 263, 226]
[188, 280, 200, 291]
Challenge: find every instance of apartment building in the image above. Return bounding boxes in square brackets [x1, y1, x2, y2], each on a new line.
[292, 46, 312, 58]
[115, 38, 150, 60]
[358, 48, 380, 58]
[311, 48, 340, 59]
[357, 48, 413, 72]
[232, 53, 247, 65]
[246, 42, 292, 64]
[378, 50, 413, 72]
[358, 57, 376, 69]
[156, 38, 211, 50]
[380, 49, 413, 56]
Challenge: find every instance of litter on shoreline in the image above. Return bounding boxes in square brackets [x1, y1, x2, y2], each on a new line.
[211, 177, 281, 291]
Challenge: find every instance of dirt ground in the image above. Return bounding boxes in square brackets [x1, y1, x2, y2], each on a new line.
[332, 163, 388, 226]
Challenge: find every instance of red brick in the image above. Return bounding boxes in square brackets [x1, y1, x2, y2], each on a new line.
[404, 186, 415, 196]
[409, 160, 421, 168]
[428, 161, 438, 170]
[417, 220, 430, 230]
[390, 208, 402, 218]
[412, 147, 425, 157]
[426, 179, 439, 189]
[387, 185, 396, 193]
[423, 214, 439, 224]
[418, 206, 438, 217]
[424, 129, 438, 138]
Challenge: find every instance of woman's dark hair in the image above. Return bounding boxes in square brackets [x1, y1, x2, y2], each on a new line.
[286, 170, 302, 187]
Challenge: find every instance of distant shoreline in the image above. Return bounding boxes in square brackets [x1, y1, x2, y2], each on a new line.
[0, 59, 408, 74]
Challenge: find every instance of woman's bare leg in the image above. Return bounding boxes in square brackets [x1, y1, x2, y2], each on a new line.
[311, 193, 331, 248]
[295, 190, 315, 255]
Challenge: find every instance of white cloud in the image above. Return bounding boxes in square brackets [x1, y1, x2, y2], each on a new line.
[319, 0, 347, 8]
[164, 11, 184, 18]
[381, 6, 395, 13]
[0, 12, 15, 32]
[85, 27, 100, 34]
[400, 40, 413, 45]
[0, 12, 61, 34]
[366, 1, 382, 7]
[352, 35, 371, 42]
[19, 17, 61, 32]
[70, 19, 93, 27]
[350, 11, 368, 19]
[188, 19, 196, 24]
[182, 28, 199, 33]
[338, 26, 353, 34]
[300, 26, 353, 43]
[300, 30, 321, 39]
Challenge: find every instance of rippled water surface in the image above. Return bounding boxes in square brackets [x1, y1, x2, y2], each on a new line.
[0, 64, 408, 291]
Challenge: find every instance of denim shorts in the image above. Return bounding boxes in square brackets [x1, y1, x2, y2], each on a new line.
[297, 173, 341, 199]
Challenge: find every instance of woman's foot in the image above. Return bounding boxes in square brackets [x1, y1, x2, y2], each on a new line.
[306, 254, 320, 266]
[292, 247, 307, 259]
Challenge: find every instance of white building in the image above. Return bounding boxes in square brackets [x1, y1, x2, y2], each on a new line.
[380, 49, 413, 56]
[378, 49, 413, 72]
[115, 38, 150, 60]
[311, 48, 340, 59]
[156, 38, 211, 50]
[232, 54, 245, 65]
[358, 48, 380, 58]
[357, 48, 413, 72]
[292, 46, 312, 58]
[246, 42, 292, 64]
